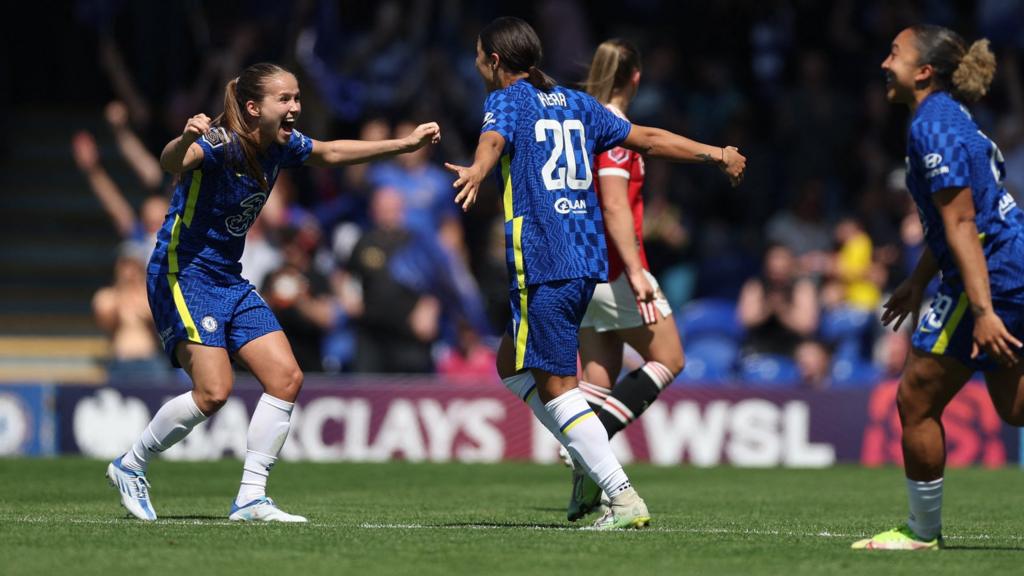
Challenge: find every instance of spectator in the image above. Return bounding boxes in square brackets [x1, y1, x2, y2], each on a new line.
[822, 216, 883, 313]
[346, 187, 441, 373]
[436, 320, 498, 380]
[737, 244, 820, 359]
[71, 130, 168, 256]
[765, 179, 833, 278]
[795, 339, 832, 390]
[263, 223, 336, 373]
[367, 119, 466, 257]
[92, 242, 168, 380]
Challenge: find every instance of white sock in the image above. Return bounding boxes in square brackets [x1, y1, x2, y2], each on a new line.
[503, 372, 564, 440]
[545, 388, 631, 498]
[236, 393, 294, 506]
[121, 391, 206, 472]
[906, 477, 943, 540]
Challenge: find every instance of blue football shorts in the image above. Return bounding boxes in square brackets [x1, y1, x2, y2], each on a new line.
[148, 271, 281, 367]
[912, 284, 1024, 372]
[507, 278, 597, 376]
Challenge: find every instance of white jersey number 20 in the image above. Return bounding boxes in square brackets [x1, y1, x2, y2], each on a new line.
[535, 119, 592, 191]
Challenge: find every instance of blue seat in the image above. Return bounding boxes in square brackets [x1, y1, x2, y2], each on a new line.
[830, 358, 881, 388]
[678, 298, 743, 342]
[676, 335, 738, 385]
[819, 306, 873, 361]
[738, 354, 800, 388]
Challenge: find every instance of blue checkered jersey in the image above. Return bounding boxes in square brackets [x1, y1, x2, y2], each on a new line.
[481, 79, 632, 288]
[148, 128, 313, 284]
[906, 91, 1024, 285]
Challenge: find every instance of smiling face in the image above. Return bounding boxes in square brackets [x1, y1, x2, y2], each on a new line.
[246, 72, 301, 147]
[881, 28, 929, 105]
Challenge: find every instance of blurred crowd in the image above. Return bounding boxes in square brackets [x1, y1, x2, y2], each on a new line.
[66, 0, 1024, 387]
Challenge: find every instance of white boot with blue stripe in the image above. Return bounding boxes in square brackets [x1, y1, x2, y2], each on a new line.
[229, 497, 307, 523]
[106, 456, 157, 521]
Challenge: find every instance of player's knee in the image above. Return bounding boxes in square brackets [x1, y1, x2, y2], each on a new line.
[660, 348, 685, 378]
[896, 373, 939, 426]
[896, 382, 925, 425]
[275, 367, 304, 402]
[194, 384, 232, 414]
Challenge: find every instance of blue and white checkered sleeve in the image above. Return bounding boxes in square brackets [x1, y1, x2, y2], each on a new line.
[481, 89, 517, 146]
[910, 120, 971, 194]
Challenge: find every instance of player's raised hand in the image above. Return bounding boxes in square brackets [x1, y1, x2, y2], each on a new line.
[404, 122, 442, 150]
[182, 114, 211, 143]
[71, 131, 100, 172]
[972, 312, 1023, 367]
[445, 162, 482, 212]
[719, 146, 746, 187]
[880, 278, 925, 332]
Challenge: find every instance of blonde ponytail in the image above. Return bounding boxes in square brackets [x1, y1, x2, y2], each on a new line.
[952, 39, 997, 103]
[583, 39, 641, 104]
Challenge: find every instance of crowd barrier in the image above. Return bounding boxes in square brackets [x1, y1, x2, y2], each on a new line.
[0, 378, 1018, 467]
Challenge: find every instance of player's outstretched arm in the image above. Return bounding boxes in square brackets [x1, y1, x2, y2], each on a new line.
[621, 125, 746, 186]
[306, 122, 441, 167]
[445, 131, 505, 212]
[160, 114, 209, 174]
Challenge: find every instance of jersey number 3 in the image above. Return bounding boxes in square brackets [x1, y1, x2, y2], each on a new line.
[535, 119, 592, 191]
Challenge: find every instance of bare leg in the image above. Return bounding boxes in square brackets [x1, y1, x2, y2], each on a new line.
[983, 363, 1024, 426]
[898, 349, 971, 480]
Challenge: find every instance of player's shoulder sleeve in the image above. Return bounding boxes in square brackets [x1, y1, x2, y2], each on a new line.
[280, 129, 314, 168]
[909, 112, 970, 194]
[481, 85, 521, 147]
[596, 146, 633, 179]
[195, 127, 231, 169]
[585, 93, 632, 153]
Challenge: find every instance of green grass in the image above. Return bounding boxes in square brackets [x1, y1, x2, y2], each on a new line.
[2, 459, 1023, 575]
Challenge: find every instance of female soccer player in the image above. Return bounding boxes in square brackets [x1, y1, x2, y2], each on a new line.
[446, 18, 745, 529]
[564, 39, 687, 521]
[106, 62, 441, 522]
[853, 25, 1024, 550]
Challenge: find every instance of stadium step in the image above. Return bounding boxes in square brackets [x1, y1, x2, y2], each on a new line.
[0, 107, 142, 339]
[0, 336, 110, 383]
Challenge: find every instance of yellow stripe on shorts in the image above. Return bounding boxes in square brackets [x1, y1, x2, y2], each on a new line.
[167, 274, 201, 344]
[512, 216, 528, 370]
[931, 293, 968, 355]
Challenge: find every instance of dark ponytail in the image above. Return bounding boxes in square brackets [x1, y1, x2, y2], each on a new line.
[480, 17, 556, 91]
[215, 62, 291, 190]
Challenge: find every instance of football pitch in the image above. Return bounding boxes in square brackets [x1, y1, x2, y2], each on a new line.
[2, 460, 1023, 575]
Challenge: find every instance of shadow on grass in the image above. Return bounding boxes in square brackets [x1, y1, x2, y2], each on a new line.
[944, 545, 1024, 552]
[157, 515, 226, 521]
[439, 521, 571, 530]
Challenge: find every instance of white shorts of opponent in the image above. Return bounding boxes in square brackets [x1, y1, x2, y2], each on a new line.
[580, 269, 673, 333]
